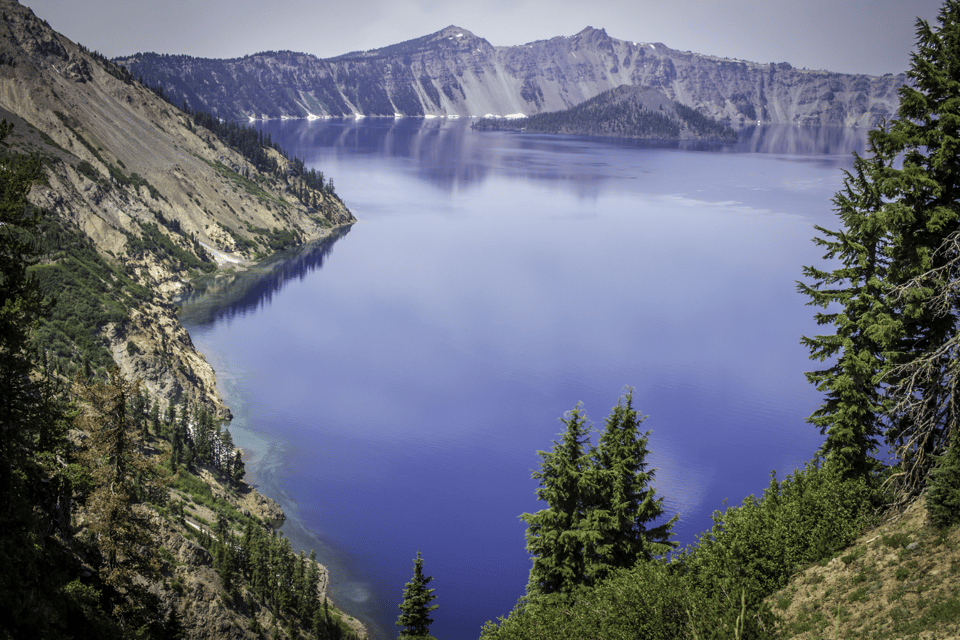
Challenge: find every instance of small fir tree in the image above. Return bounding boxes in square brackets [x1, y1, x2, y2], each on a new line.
[585, 390, 677, 583]
[396, 551, 439, 639]
[521, 403, 594, 596]
[522, 395, 676, 596]
[927, 428, 960, 528]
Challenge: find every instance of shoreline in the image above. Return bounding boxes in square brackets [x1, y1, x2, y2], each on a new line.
[229, 422, 376, 640]
[180, 232, 386, 640]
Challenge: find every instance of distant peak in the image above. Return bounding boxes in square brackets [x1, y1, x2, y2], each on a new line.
[435, 25, 477, 39]
[575, 26, 608, 38]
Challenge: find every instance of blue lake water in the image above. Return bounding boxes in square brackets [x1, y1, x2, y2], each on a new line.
[179, 119, 867, 640]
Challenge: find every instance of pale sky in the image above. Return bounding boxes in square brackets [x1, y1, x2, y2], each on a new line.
[26, 0, 944, 76]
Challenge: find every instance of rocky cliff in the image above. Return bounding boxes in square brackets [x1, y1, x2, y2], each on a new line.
[0, 0, 353, 415]
[117, 25, 905, 127]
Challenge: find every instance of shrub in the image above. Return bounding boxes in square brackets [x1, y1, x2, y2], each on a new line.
[482, 458, 876, 640]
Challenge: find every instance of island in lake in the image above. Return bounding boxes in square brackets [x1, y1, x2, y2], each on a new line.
[473, 84, 738, 141]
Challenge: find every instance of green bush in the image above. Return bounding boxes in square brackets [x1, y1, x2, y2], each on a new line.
[482, 459, 876, 640]
[680, 460, 876, 601]
[481, 561, 688, 640]
[75, 160, 101, 183]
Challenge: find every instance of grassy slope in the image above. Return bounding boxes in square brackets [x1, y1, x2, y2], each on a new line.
[772, 497, 960, 639]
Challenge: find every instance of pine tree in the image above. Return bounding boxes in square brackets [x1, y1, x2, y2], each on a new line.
[75, 368, 161, 630]
[232, 449, 246, 485]
[798, 140, 896, 480]
[522, 396, 677, 595]
[585, 390, 676, 583]
[927, 427, 960, 528]
[521, 403, 594, 596]
[876, 0, 960, 492]
[0, 120, 81, 638]
[0, 119, 47, 511]
[396, 551, 439, 638]
[800, 1, 960, 497]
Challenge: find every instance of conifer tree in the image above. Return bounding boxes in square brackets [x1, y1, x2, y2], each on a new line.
[875, 0, 960, 492]
[927, 427, 960, 528]
[585, 390, 676, 582]
[0, 119, 47, 510]
[396, 551, 438, 639]
[521, 403, 594, 596]
[522, 396, 676, 595]
[799, 140, 896, 480]
[0, 119, 79, 638]
[75, 368, 161, 630]
[800, 0, 960, 495]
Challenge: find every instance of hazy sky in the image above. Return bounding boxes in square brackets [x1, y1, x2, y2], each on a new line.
[26, 0, 944, 76]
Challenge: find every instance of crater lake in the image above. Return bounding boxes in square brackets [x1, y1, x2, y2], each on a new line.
[178, 118, 868, 640]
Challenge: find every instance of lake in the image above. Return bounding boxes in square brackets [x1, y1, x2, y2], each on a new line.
[179, 118, 867, 640]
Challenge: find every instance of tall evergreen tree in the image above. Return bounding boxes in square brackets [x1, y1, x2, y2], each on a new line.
[521, 403, 594, 596]
[799, 139, 896, 480]
[0, 119, 83, 638]
[396, 551, 438, 639]
[0, 119, 48, 512]
[75, 369, 161, 631]
[585, 390, 676, 583]
[800, 0, 960, 496]
[875, 0, 960, 492]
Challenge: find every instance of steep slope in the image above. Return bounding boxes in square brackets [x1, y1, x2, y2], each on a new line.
[0, 1, 368, 637]
[473, 84, 738, 140]
[117, 25, 905, 127]
[771, 497, 960, 638]
[0, 0, 353, 413]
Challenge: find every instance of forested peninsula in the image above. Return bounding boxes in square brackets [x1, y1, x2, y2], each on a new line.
[3, 0, 960, 638]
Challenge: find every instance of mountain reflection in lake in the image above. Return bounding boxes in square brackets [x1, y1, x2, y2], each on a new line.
[179, 227, 351, 327]
[180, 119, 868, 640]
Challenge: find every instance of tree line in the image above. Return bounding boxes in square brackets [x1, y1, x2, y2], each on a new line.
[183, 107, 337, 206]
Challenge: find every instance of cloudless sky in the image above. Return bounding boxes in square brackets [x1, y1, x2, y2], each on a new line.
[26, 0, 943, 75]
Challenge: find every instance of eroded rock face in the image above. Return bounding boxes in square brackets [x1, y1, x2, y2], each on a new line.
[107, 299, 227, 417]
[118, 25, 905, 127]
[0, 0, 354, 415]
[149, 513, 256, 640]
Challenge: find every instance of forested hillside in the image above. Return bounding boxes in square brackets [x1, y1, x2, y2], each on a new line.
[3, 0, 959, 637]
[0, 0, 354, 412]
[0, 0, 364, 636]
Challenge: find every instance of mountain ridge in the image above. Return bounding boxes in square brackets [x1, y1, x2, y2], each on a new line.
[116, 24, 905, 127]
